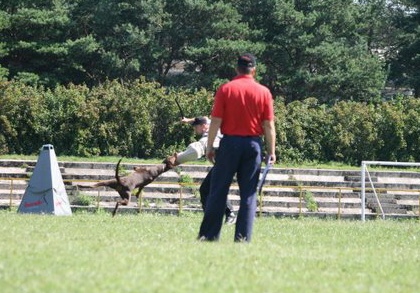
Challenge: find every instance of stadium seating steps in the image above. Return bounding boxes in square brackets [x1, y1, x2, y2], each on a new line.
[0, 160, 419, 219]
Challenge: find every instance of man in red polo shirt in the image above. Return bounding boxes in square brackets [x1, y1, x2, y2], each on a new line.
[198, 53, 276, 242]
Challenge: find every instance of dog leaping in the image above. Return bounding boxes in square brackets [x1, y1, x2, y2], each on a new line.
[83, 155, 177, 216]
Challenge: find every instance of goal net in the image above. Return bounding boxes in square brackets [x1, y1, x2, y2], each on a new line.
[361, 161, 420, 221]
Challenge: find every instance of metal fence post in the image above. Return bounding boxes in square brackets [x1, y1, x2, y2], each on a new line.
[338, 188, 342, 219]
[299, 186, 303, 216]
[9, 179, 14, 209]
[361, 161, 366, 221]
[96, 190, 100, 210]
[179, 184, 183, 215]
[138, 191, 143, 214]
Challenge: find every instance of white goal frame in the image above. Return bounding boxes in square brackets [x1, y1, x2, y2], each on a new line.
[361, 160, 420, 221]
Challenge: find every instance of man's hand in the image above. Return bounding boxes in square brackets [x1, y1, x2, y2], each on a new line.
[266, 154, 276, 165]
[206, 147, 216, 164]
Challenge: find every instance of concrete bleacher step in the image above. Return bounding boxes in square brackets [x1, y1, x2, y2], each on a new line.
[397, 199, 420, 209]
[344, 175, 378, 182]
[0, 159, 419, 218]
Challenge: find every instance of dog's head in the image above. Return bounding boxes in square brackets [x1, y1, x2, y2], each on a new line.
[162, 153, 178, 171]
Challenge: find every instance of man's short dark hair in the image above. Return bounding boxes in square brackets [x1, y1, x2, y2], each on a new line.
[236, 53, 256, 74]
[237, 53, 256, 67]
[190, 117, 209, 126]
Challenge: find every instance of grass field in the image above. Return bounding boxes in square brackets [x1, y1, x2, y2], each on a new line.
[0, 211, 418, 293]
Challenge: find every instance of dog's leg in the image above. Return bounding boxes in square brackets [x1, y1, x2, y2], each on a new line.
[135, 189, 142, 200]
[112, 201, 120, 217]
[112, 195, 130, 217]
[135, 189, 143, 213]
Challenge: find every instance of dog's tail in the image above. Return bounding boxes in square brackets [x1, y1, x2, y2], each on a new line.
[116, 158, 123, 186]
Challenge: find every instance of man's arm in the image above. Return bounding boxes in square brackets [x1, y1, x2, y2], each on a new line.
[263, 119, 276, 165]
[206, 117, 222, 163]
[181, 117, 194, 124]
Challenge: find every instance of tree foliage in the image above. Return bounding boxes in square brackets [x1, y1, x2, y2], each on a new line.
[0, 0, 416, 100]
[388, 0, 420, 97]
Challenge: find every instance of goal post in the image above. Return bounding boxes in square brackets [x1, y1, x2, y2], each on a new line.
[361, 160, 420, 221]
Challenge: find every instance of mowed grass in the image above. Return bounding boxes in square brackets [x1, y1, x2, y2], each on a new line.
[0, 211, 418, 293]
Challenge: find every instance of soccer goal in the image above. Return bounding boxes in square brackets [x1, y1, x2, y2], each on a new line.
[361, 160, 420, 221]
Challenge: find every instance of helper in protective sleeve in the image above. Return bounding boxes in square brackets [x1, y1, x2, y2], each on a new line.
[170, 116, 236, 225]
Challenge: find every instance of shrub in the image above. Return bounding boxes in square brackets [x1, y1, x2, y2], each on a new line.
[304, 191, 318, 212]
[72, 194, 94, 206]
[2, 79, 420, 165]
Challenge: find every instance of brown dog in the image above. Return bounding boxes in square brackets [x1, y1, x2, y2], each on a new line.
[91, 156, 177, 216]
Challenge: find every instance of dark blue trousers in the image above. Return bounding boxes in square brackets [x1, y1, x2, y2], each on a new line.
[199, 168, 235, 220]
[198, 135, 262, 242]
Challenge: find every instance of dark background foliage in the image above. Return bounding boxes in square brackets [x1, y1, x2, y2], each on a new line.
[0, 0, 419, 99]
[0, 1, 419, 164]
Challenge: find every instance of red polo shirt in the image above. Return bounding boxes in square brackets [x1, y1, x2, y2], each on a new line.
[211, 75, 274, 136]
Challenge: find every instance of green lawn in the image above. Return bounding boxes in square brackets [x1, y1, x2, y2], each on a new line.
[0, 211, 418, 293]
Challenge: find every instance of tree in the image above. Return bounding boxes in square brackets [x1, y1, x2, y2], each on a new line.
[388, 0, 420, 97]
[356, 0, 401, 56]
[0, 0, 74, 86]
[67, 0, 261, 88]
[161, 0, 262, 89]
[0, 0, 262, 88]
[240, 0, 387, 103]
[0, 10, 9, 80]
[0, 0, 408, 102]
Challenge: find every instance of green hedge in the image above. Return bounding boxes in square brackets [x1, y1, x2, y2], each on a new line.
[1, 80, 420, 165]
[276, 97, 420, 165]
[0, 79, 212, 158]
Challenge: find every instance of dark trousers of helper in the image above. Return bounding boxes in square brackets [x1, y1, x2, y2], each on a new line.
[198, 135, 262, 242]
[199, 168, 235, 220]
